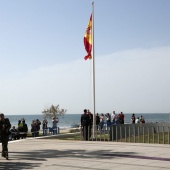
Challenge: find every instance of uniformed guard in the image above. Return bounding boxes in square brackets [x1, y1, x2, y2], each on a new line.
[0, 113, 11, 160]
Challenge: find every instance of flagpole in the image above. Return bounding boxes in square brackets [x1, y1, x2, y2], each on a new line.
[92, 1, 96, 139]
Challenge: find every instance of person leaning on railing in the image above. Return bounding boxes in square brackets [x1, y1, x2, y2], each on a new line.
[96, 113, 100, 130]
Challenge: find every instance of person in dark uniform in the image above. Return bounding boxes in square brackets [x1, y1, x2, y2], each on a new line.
[0, 113, 11, 160]
[96, 113, 100, 130]
[87, 110, 93, 138]
[81, 109, 90, 141]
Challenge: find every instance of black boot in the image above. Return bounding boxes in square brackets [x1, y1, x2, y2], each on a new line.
[4, 151, 8, 160]
[1, 151, 5, 157]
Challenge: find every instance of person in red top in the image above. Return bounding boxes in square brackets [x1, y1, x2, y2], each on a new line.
[120, 112, 125, 124]
[131, 113, 135, 124]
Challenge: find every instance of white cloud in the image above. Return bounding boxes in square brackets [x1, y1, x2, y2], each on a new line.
[1, 46, 170, 115]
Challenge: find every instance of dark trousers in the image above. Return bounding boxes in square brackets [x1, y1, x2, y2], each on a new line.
[1, 135, 9, 154]
[82, 126, 89, 141]
[32, 132, 39, 137]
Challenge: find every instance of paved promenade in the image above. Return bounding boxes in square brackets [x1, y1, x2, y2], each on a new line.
[0, 138, 170, 170]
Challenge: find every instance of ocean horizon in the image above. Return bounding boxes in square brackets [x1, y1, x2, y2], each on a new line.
[5, 113, 170, 132]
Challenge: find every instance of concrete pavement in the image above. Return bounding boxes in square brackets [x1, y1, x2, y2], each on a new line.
[0, 137, 170, 170]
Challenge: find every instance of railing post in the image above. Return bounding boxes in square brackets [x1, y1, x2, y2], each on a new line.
[80, 126, 82, 140]
[125, 126, 127, 142]
[143, 126, 145, 143]
[152, 127, 154, 144]
[138, 126, 140, 143]
[94, 125, 96, 141]
[108, 126, 110, 142]
[168, 127, 170, 144]
[158, 127, 160, 144]
[116, 126, 118, 142]
[148, 126, 150, 143]
[99, 126, 102, 141]
[112, 126, 114, 141]
[104, 127, 106, 142]
[120, 126, 122, 142]
[87, 126, 90, 141]
[134, 126, 136, 143]
[129, 126, 131, 142]
[163, 127, 165, 144]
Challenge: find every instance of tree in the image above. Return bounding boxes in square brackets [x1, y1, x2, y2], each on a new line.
[42, 104, 67, 119]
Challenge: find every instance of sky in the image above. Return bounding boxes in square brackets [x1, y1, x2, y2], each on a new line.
[0, 0, 170, 115]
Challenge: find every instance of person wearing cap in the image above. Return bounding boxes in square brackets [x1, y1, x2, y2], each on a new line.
[0, 113, 11, 159]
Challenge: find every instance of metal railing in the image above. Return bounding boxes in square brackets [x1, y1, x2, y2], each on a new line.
[80, 123, 170, 144]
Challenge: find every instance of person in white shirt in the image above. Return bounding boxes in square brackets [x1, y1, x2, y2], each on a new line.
[135, 117, 140, 124]
[111, 111, 116, 124]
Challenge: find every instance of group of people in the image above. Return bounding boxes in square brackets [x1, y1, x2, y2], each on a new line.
[8, 118, 29, 141]
[80, 109, 93, 140]
[131, 114, 145, 124]
[31, 117, 59, 137]
[81, 110, 125, 140]
[0, 113, 60, 160]
[31, 119, 41, 137]
[0, 114, 29, 160]
[95, 111, 125, 129]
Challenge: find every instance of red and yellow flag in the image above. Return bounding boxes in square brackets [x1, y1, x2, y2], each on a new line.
[84, 14, 92, 60]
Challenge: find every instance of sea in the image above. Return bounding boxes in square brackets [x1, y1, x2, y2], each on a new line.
[5, 113, 170, 131]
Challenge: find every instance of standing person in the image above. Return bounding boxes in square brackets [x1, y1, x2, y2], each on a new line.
[111, 111, 116, 124]
[140, 115, 143, 123]
[18, 119, 23, 137]
[81, 109, 90, 141]
[42, 118, 48, 136]
[31, 120, 38, 137]
[106, 113, 111, 129]
[135, 117, 140, 124]
[22, 119, 28, 139]
[0, 113, 11, 160]
[106, 113, 111, 123]
[35, 119, 41, 136]
[131, 113, 136, 124]
[99, 113, 105, 130]
[96, 113, 100, 130]
[88, 110, 93, 138]
[120, 112, 125, 124]
[52, 117, 59, 135]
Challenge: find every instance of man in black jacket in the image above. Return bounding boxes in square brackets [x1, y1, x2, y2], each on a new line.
[81, 109, 90, 141]
[0, 113, 11, 160]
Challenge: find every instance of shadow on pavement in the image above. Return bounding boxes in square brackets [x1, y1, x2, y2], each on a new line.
[0, 161, 41, 170]
[1, 146, 169, 169]
[10, 149, 137, 160]
[0, 149, 136, 169]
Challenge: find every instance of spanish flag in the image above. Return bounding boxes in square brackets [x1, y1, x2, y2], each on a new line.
[84, 14, 92, 60]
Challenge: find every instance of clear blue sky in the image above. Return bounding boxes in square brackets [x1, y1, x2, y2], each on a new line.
[0, 0, 170, 115]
